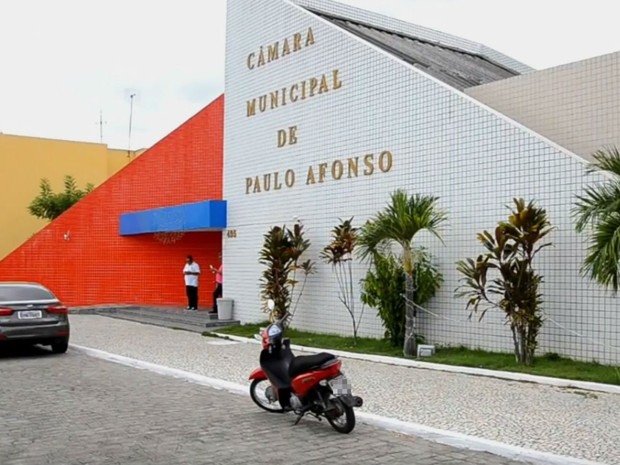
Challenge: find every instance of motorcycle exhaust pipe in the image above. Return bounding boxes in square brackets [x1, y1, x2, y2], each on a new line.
[342, 395, 364, 408]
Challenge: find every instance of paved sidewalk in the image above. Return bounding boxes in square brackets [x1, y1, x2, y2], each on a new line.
[69, 315, 620, 464]
[0, 345, 525, 465]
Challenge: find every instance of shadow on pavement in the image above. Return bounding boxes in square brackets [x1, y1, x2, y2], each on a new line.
[0, 343, 58, 360]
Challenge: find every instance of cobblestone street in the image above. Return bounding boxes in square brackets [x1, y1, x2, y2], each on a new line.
[0, 345, 528, 465]
[66, 315, 619, 464]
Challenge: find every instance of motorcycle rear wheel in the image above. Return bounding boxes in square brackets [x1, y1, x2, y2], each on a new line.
[326, 399, 356, 434]
[249, 379, 285, 413]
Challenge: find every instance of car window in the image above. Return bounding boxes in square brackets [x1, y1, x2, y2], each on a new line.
[0, 285, 56, 302]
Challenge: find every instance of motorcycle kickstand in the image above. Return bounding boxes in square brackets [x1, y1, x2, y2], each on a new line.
[293, 413, 305, 426]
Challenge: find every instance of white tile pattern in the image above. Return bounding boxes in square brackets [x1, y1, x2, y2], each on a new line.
[223, 0, 618, 364]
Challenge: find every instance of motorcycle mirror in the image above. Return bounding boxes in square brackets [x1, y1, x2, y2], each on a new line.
[267, 299, 275, 311]
[277, 312, 291, 327]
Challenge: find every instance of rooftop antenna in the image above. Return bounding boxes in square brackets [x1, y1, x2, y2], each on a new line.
[96, 110, 107, 143]
[128, 93, 136, 157]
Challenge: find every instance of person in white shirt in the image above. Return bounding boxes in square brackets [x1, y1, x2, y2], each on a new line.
[183, 255, 201, 310]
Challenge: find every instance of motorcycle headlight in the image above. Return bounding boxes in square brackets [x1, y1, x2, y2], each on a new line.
[267, 325, 282, 338]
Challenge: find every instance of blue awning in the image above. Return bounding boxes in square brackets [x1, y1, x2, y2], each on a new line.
[119, 200, 227, 236]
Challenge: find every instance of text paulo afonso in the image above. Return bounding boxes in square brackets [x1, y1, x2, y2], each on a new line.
[244, 26, 393, 195]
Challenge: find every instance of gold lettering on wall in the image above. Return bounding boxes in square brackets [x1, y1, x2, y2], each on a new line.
[285, 169, 295, 187]
[363, 154, 374, 176]
[347, 157, 359, 178]
[293, 33, 302, 51]
[379, 150, 393, 172]
[268, 43, 279, 62]
[318, 163, 328, 183]
[318, 75, 329, 94]
[246, 100, 256, 117]
[274, 172, 283, 190]
[246, 27, 315, 70]
[245, 151, 395, 195]
[309, 78, 318, 97]
[246, 69, 343, 118]
[277, 126, 298, 148]
[290, 84, 299, 102]
[332, 160, 343, 180]
[306, 27, 315, 46]
[240, 27, 392, 197]
[257, 47, 266, 67]
[332, 69, 342, 89]
[270, 91, 279, 110]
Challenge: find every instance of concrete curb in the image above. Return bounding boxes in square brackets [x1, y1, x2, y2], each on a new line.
[72, 343, 610, 465]
[209, 333, 620, 395]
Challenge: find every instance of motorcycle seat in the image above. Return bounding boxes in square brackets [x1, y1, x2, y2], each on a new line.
[289, 352, 336, 378]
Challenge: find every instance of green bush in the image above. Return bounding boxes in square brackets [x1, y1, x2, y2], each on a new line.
[28, 175, 94, 221]
[456, 198, 553, 366]
[258, 223, 315, 321]
[361, 248, 442, 347]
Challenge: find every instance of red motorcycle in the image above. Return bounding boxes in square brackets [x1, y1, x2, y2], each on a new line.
[248, 300, 363, 434]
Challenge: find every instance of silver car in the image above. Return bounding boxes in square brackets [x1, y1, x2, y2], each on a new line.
[0, 282, 70, 354]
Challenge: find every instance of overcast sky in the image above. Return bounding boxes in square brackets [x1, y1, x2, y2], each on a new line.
[1, 0, 618, 150]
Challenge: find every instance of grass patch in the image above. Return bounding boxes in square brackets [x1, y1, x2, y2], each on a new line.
[205, 322, 402, 357]
[209, 323, 620, 386]
[426, 347, 620, 385]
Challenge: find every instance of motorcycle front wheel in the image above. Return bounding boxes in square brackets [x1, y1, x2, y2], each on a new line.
[249, 379, 285, 413]
[326, 399, 356, 434]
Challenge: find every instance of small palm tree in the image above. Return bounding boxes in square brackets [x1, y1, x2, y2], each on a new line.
[573, 146, 620, 292]
[358, 190, 448, 357]
[321, 218, 363, 344]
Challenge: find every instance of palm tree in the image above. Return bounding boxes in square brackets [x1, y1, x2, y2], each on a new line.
[573, 146, 620, 292]
[358, 190, 448, 357]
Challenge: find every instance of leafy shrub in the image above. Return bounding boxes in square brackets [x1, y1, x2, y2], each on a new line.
[321, 218, 364, 344]
[259, 223, 315, 320]
[456, 198, 553, 366]
[28, 175, 94, 221]
[361, 248, 442, 347]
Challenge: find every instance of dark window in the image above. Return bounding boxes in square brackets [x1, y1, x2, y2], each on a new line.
[0, 285, 56, 302]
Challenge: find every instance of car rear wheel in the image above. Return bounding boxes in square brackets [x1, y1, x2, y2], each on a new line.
[51, 338, 69, 354]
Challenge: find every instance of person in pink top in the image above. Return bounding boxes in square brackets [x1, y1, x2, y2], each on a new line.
[210, 253, 223, 314]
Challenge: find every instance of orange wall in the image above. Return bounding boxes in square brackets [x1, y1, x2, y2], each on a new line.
[0, 96, 224, 307]
[106, 147, 146, 177]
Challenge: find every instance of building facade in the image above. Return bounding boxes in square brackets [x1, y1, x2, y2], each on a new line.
[0, 133, 143, 259]
[466, 51, 620, 161]
[0, 0, 618, 365]
[0, 98, 224, 307]
[223, 0, 619, 364]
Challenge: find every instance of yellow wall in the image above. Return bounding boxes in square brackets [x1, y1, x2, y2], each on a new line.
[0, 133, 143, 259]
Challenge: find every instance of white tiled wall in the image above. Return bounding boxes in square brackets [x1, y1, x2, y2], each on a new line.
[223, 0, 618, 364]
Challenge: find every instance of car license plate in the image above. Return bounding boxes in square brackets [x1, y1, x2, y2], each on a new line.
[18, 310, 42, 320]
[329, 374, 352, 396]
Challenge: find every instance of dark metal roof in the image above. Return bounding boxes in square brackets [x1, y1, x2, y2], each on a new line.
[307, 9, 520, 90]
